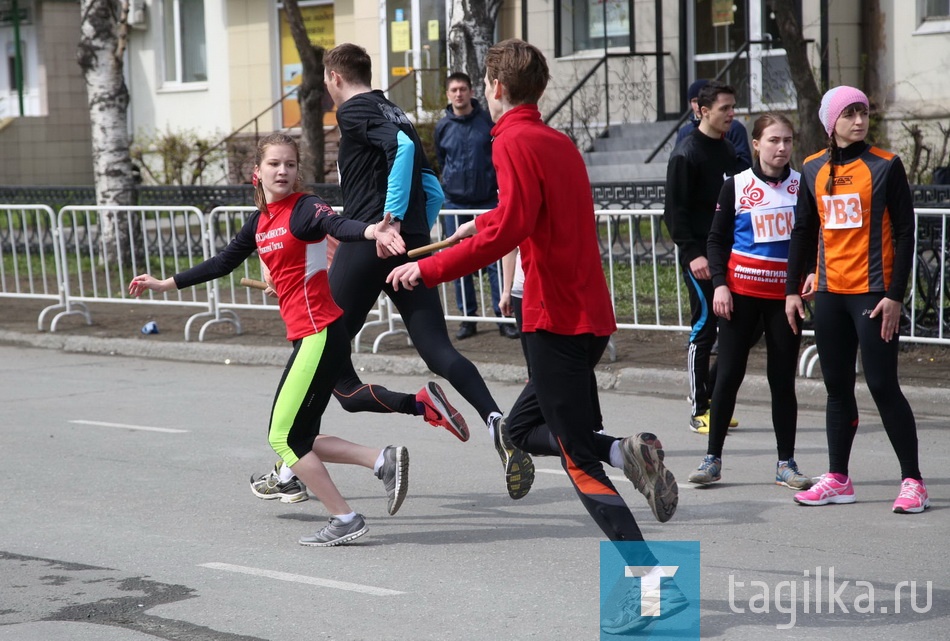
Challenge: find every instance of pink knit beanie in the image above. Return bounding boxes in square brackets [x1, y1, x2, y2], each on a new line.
[818, 86, 869, 137]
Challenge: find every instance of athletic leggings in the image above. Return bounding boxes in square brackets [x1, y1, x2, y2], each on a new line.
[328, 234, 500, 423]
[813, 292, 921, 480]
[269, 321, 350, 467]
[684, 270, 718, 415]
[708, 293, 801, 460]
[506, 331, 644, 542]
[507, 298, 604, 436]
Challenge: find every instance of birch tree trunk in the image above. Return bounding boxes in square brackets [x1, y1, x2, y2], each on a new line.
[77, 0, 135, 265]
[283, 0, 326, 183]
[447, 0, 502, 105]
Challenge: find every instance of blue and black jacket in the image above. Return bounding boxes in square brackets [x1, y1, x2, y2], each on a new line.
[336, 90, 443, 235]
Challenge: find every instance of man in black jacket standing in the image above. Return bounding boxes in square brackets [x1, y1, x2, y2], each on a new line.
[435, 72, 519, 340]
[663, 80, 739, 434]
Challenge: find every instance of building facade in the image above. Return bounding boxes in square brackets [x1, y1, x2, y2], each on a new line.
[0, 0, 948, 186]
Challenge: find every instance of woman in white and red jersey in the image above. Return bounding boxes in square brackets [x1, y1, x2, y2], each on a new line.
[129, 134, 412, 545]
[785, 86, 929, 514]
[688, 113, 814, 490]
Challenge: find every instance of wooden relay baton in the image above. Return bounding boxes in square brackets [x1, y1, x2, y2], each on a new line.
[406, 238, 459, 259]
[239, 278, 268, 291]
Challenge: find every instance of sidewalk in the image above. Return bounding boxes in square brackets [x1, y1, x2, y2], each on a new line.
[2, 298, 947, 414]
[1, 315, 947, 641]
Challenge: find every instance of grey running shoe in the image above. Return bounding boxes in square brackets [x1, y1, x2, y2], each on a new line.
[493, 417, 535, 500]
[375, 445, 409, 515]
[620, 433, 679, 523]
[688, 454, 722, 485]
[250, 462, 309, 503]
[776, 459, 813, 490]
[298, 514, 368, 547]
[601, 569, 690, 634]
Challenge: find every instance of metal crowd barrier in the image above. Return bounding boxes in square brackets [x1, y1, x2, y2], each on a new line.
[431, 209, 512, 330]
[0, 205, 61, 323]
[194, 206, 274, 342]
[1, 202, 947, 367]
[202, 205, 410, 351]
[36, 205, 209, 335]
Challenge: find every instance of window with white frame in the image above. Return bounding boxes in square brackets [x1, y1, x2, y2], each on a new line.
[556, 0, 631, 57]
[1, 3, 43, 118]
[162, 0, 206, 84]
[914, 0, 950, 34]
[692, 0, 796, 112]
[921, 0, 950, 19]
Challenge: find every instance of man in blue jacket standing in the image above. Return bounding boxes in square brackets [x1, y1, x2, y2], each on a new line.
[675, 79, 752, 172]
[435, 72, 519, 340]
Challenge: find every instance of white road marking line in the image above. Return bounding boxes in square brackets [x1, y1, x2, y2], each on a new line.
[69, 419, 189, 434]
[199, 562, 404, 596]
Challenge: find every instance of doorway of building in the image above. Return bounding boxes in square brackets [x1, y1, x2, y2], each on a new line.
[382, 0, 446, 116]
[689, 0, 796, 112]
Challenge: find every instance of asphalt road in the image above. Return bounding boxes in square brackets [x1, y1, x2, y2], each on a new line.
[1, 345, 947, 640]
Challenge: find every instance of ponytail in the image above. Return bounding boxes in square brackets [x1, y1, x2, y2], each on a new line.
[824, 136, 838, 195]
[253, 176, 267, 213]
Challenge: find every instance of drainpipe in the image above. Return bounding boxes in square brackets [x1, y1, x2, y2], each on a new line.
[819, 0, 828, 90]
[521, 0, 527, 40]
[12, 0, 24, 115]
[655, 0, 664, 120]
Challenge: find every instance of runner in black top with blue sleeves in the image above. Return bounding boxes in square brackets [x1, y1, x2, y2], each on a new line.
[321, 43, 535, 500]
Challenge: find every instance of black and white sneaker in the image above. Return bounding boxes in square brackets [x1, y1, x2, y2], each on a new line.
[492, 417, 535, 500]
[375, 445, 409, 515]
[250, 462, 308, 503]
[298, 514, 368, 547]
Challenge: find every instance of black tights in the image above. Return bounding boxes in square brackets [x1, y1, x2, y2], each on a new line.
[329, 236, 500, 423]
[506, 331, 644, 541]
[708, 293, 800, 460]
[813, 292, 920, 480]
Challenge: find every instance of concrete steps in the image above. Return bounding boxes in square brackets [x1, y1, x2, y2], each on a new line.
[583, 121, 679, 185]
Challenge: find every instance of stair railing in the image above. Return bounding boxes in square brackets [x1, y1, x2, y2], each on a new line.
[193, 86, 305, 175]
[543, 50, 670, 153]
[644, 41, 753, 164]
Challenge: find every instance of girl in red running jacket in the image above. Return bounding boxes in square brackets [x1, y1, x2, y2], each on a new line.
[129, 133, 411, 546]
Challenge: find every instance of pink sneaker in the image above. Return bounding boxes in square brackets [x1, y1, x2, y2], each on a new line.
[892, 478, 930, 514]
[794, 474, 855, 506]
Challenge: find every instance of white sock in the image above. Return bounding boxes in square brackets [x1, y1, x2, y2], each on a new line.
[278, 463, 295, 483]
[487, 412, 503, 439]
[609, 441, 623, 469]
[334, 511, 357, 523]
[373, 449, 386, 475]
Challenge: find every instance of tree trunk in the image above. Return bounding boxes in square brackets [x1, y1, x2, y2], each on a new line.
[283, 0, 326, 183]
[862, 0, 884, 105]
[771, 2, 825, 164]
[447, 0, 502, 105]
[78, 0, 135, 265]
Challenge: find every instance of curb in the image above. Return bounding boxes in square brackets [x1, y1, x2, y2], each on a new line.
[1, 329, 945, 413]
